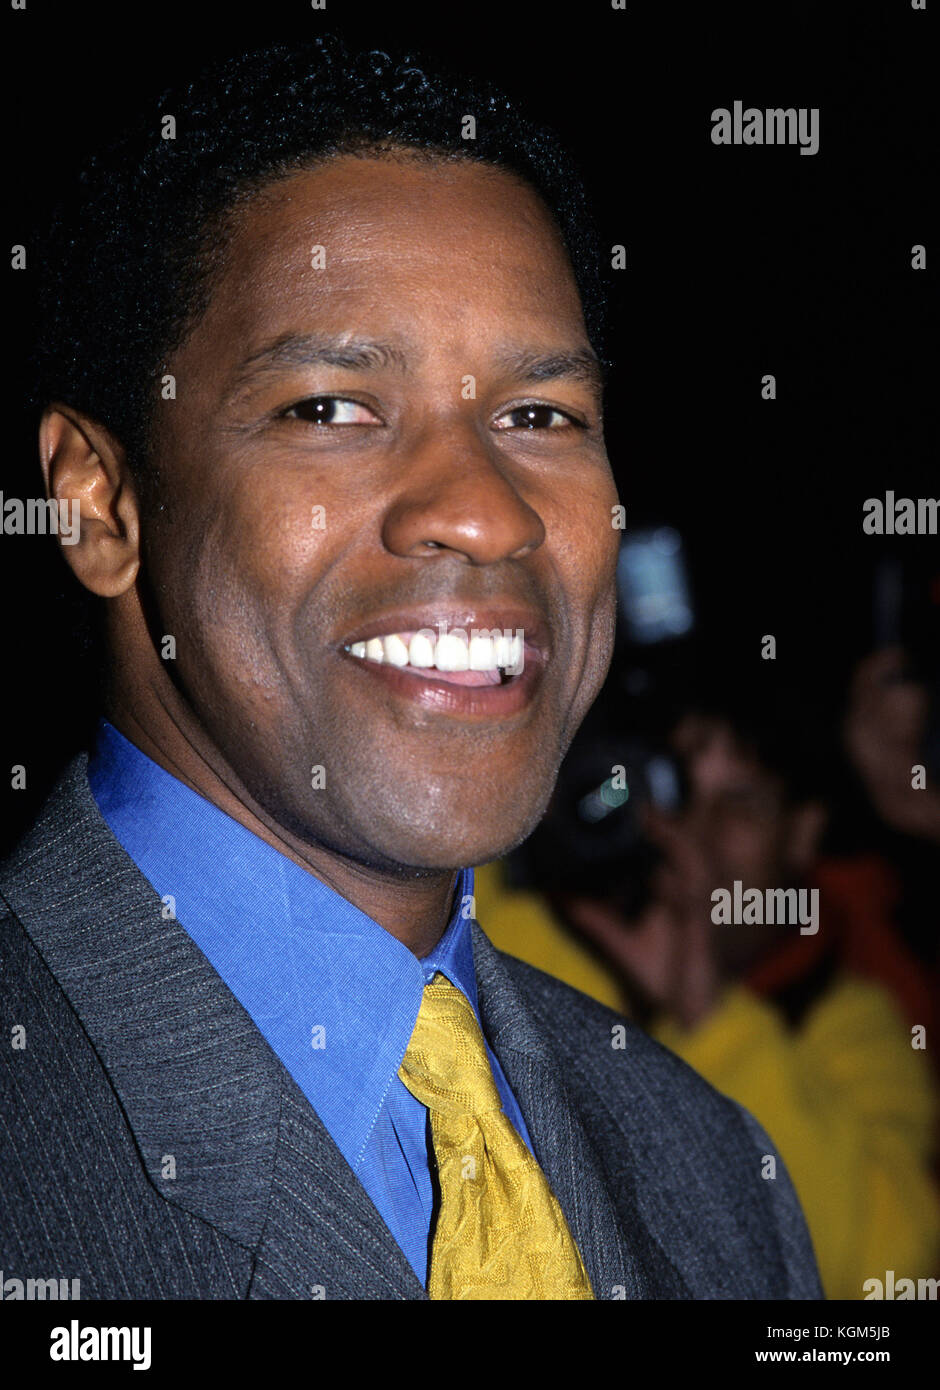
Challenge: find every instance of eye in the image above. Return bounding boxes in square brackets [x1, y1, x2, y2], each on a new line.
[283, 396, 381, 425]
[493, 403, 584, 431]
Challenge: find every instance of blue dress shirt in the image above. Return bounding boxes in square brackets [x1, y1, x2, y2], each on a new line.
[87, 719, 535, 1286]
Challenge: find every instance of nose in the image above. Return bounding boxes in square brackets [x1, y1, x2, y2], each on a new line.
[381, 420, 546, 566]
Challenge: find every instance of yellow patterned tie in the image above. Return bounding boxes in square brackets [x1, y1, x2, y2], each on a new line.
[398, 971, 594, 1300]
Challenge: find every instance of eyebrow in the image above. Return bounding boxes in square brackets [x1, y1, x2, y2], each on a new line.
[226, 332, 605, 400]
[493, 347, 604, 393]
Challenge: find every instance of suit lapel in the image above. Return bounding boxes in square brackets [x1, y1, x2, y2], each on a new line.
[472, 922, 690, 1299]
[247, 1074, 426, 1300]
[1, 756, 424, 1298]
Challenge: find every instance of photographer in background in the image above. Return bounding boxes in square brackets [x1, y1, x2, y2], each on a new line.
[479, 680, 939, 1299]
[477, 528, 939, 1299]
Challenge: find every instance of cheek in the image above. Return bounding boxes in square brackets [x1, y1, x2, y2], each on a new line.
[545, 486, 620, 735]
[146, 478, 329, 690]
[546, 465, 620, 594]
[565, 479, 621, 656]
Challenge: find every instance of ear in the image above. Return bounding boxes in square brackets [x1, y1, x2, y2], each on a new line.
[38, 404, 140, 597]
[784, 799, 828, 875]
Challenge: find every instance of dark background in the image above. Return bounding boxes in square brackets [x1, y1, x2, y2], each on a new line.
[2, 0, 935, 848]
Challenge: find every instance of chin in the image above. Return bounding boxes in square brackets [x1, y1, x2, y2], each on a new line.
[373, 794, 553, 875]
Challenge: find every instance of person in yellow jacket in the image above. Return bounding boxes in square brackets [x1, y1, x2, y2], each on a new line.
[474, 708, 940, 1301]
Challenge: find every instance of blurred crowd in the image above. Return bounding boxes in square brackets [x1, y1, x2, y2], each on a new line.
[478, 640, 940, 1300]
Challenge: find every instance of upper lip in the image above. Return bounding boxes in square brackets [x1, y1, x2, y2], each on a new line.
[337, 606, 552, 661]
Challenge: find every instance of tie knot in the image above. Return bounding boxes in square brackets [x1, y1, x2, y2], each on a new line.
[398, 972, 504, 1118]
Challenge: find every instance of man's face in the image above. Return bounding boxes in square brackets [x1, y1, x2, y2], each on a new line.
[139, 155, 619, 872]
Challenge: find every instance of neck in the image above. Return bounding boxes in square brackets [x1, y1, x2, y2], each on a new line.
[102, 680, 459, 961]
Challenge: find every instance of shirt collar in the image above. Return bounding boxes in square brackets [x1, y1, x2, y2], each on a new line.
[87, 718, 477, 1171]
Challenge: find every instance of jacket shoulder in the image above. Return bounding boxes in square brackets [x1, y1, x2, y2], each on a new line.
[493, 945, 734, 1108]
[0, 907, 251, 1297]
[486, 942, 824, 1298]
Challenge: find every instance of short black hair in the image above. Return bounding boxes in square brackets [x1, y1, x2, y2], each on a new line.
[32, 35, 608, 475]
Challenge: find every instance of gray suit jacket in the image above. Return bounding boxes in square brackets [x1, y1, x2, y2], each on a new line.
[0, 756, 823, 1299]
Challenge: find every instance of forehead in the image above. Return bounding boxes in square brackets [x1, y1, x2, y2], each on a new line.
[188, 155, 587, 357]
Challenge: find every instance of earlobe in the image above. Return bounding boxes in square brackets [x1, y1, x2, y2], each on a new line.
[39, 404, 140, 597]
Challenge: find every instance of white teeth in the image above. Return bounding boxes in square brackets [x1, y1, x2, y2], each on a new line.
[384, 633, 410, 667]
[435, 631, 469, 672]
[347, 627, 527, 675]
[408, 631, 435, 667]
[468, 634, 496, 671]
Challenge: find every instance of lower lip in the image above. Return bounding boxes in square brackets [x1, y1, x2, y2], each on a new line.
[340, 650, 544, 717]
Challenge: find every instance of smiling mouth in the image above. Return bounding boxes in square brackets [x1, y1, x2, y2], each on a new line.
[342, 629, 525, 687]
